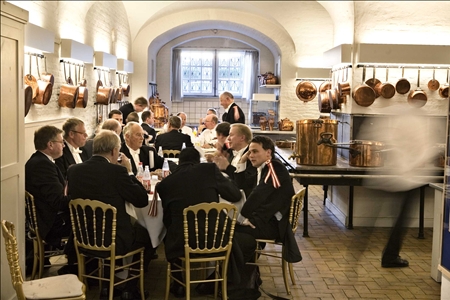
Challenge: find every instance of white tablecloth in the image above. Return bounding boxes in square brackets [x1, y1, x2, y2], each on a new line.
[134, 197, 166, 248]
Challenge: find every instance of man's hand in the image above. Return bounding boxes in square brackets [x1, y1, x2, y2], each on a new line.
[239, 151, 250, 164]
[213, 155, 230, 171]
[241, 218, 255, 229]
[117, 152, 132, 173]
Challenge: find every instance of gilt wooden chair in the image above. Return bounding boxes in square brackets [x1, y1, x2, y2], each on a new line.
[2, 220, 85, 300]
[68, 199, 145, 300]
[249, 188, 305, 294]
[165, 202, 238, 300]
[162, 149, 181, 158]
[25, 191, 68, 279]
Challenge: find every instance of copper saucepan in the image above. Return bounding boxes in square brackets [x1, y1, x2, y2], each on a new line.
[375, 68, 395, 99]
[428, 68, 440, 92]
[41, 57, 54, 86]
[365, 67, 381, 98]
[75, 65, 88, 108]
[395, 67, 411, 94]
[296, 80, 317, 102]
[317, 91, 332, 113]
[121, 73, 130, 97]
[34, 56, 52, 105]
[407, 69, 427, 108]
[318, 79, 331, 93]
[352, 66, 376, 107]
[24, 85, 33, 117]
[439, 69, 449, 99]
[58, 62, 79, 108]
[338, 68, 350, 97]
[24, 55, 38, 100]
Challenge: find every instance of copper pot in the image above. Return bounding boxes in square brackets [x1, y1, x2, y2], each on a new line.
[348, 140, 385, 167]
[75, 86, 88, 108]
[34, 79, 52, 105]
[96, 86, 112, 105]
[395, 67, 411, 94]
[318, 80, 331, 93]
[365, 67, 381, 98]
[338, 68, 351, 97]
[407, 69, 427, 108]
[117, 86, 123, 101]
[352, 66, 376, 107]
[317, 91, 332, 113]
[375, 68, 395, 99]
[24, 85, 33, 117]
[295, 80, 317, 102]
[428, 68, 440, 92]
[327, 89, 340, 109]
[121, 83, 130, 97]
[41, 57, 54, 86]
[439, 69, 449, 98]
[58, 84, 79, 108]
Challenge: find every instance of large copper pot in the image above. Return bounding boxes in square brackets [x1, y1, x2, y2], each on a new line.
[294, 119, 338, 166]
[149, 95, 169, 128]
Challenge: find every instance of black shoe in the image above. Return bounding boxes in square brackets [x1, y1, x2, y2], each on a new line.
[170, 283, 185, 298]
[381, 256, 409, 268]
[120, 288, 149, 300]
[100, 287, 123, 300]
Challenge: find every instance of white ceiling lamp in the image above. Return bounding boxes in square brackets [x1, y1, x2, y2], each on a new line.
[60, 39, 93, 64]
[94, 51, 117, 70]
[25, 23, 54, 54]
[117, 58, 134, 74]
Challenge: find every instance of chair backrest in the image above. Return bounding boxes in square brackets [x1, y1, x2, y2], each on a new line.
[1, 220, 26, 299]
[69, 199, 117, 257]
[183, 202, 237, 256]
[25, 191, 41, 242]
[163, 149, 180, 158]
[289, 188, 306, 233]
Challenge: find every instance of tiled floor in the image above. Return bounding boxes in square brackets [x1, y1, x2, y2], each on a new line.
[43, 183, 441, 299]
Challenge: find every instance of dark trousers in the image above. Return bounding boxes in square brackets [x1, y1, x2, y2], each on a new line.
[382, 193, 411, 261]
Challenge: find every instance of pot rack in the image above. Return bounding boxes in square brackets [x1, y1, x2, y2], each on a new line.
[296, 65, 352, 81]
[60, 59, 85, 67]
[356, 64, 450, 70]
[26, 52, 45, 59]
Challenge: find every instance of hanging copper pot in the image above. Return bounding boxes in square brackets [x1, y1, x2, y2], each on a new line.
[58, 62, 79, 108]
[439, 69, 449, 99]
[34, 56, 52, 105]
[317, 91, 332, 113]
[24, 55, 38, 100]
[365, 67, 381, 98]
[24, 85, 33, 117]
[407, 69, 427, 108]
[352, 66, 376, 107]
[295, 80, 317, 102]
[395, 67, 411, 94]
[121, 74, 130, 97]
[375, 68, 395, 99]
[338, 68, 351, 97]
[318, 80, 331, 93]
[41, 57, 54, 86]
[428, 68, 440, 92]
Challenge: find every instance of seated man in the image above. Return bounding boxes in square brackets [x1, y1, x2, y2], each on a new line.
[235, 136, 302, 263]
[198, 114, 218, 148]
[121, 121, 164, 173]
[126, 112, 140, 124]
[176, 112, 195, 142]
[82, 118, 122, 158]
[155, 116, 193, 151]
[157, 147, 256, 298]
[25, 125, 73, 260]
[67, 130, 153, 300]
[55, 117, 89, 178]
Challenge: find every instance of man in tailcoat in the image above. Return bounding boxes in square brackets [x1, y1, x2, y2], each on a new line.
[67, 130, 153, 300]
[119, 96, 148, 125]
[55, 117, 89, 177]
[220, 91, 245, 124]
[155, 116, 193, 151]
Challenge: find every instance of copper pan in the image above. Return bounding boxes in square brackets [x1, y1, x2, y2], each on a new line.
[24, 55, 38, 100]
[395, 67, 411, 94]
[365, 67, 381, 98]
[96, 86, 112, 105]
[117, 86, 123, 101]
[33, 57, 52, 105]
[407, 69, 427, 108]
[318, 80, 331, 93]
[295, 80, 317, 102]
[352, 66, 376, 107]
[24, 85, 33, 117]
[338, 68, 350, 97]
[439, 69, 449, 98]
[427, 68, 440, 92]
[375, 68, 395, 99]
[75, 86, 88, 108]
[41, 57, 54, 86]
[317, 91, 332, 113]
[58, 62, 79, 108]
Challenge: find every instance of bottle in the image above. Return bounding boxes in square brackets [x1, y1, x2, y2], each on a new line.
[158, 146, 163, 157]
[142, 165, 151, 192]
[136, 162, 144, 183]
[162, 159, 170, 179]
[193, 127, 198, 137]
[181, 142, 186, 150]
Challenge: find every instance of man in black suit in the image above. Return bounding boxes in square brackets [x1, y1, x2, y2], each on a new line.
[67, 130, 153, 300]
[155, 116, 193, 151]
[82, 119, 122, 158]
[236, 136, 302, 263]
[213, 123, 257, 198]
[220, 91, 245, 124]
[121, 121, 164, 173]
[119, 96, 148, 125]
[141, 110, 156, 144]
[25, 125, 72, 251]
[157, 147, 256, 297]
[55, 117, 89, 178]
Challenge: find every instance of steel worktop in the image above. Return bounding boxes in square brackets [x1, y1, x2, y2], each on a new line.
[275, 147, 444, 238]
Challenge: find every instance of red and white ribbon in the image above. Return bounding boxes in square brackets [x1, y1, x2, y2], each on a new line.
[264, 160, 281, 189]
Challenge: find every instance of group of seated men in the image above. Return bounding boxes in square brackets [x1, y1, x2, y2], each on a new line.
[25, 94, 301, 299]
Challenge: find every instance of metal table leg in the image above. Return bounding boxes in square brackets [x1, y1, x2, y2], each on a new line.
[323, 185, 328, 205]
[347, 186, 354, 229]
[418, 185, 425, 239]
[303, 185, 309, 237]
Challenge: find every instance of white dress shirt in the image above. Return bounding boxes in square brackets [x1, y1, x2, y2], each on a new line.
[65, 141, 83, 164]
[198, 127, 217, 146]
[126, 145, 141, 171]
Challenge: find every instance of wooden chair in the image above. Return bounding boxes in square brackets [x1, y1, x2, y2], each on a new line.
[162, 149, 180, 158]
[68, 199, 145, 300]
[249, 188, 305, 295]
[1, 220, 85, 300]
[25, 191, 68, 279]
[164, 202, 238, 300]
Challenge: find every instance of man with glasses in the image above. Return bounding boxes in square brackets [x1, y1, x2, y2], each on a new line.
[198, 114, 218, 148]
[25, 125, 74, 269]
[55, 117, 89, 177]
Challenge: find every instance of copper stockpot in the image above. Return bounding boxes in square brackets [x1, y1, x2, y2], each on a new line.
[295, 80, 317, 102]
[294, 119, 338, 166]
[439, 69, 449, 99]
[352, 66, 376, 107]
[375, 68, 395, 99]
[395, 67, 411, 94]
[407, 69, 427, 108]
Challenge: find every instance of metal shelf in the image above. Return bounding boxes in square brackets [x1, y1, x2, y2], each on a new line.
[260, 84, 281, 88]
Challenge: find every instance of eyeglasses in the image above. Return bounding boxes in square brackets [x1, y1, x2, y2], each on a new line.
[71, 130, 88, 137]
[51, 140, 65, 144]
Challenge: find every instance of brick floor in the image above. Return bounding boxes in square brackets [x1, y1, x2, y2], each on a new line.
[45, 183, 441, 299]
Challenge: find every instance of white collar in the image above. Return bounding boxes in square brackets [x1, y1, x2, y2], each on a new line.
[65, 140, 82, 154]
[40, 151, 55, 163]
[126, 144, 140, 155]
[224, 102, 233, 113]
